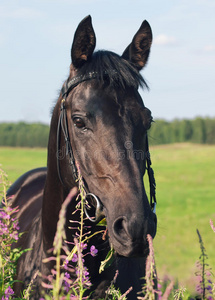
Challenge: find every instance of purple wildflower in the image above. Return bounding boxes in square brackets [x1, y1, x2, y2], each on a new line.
[84, 268, 89, 278]
[195, 229, 213, 300]
[0, 221, 9, 235]
[76, 266, 90, 282]
[12, 221, 20, 231]
[81, 243, 87, 251]
[0, 211, 10, 220]
[3, 286, 14, 300]
[72, 253, 78, 263]
[64, 258, 69, 270]
[157, 283, 162, 300]
[206, 285, 212, 291]
[63, 272, 71, 293]
[9, 231, 19, 241]
[90, 245, 98, 257]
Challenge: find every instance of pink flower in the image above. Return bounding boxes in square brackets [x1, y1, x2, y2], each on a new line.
[0, 221, 9, 235]
[13, 221, 20, 231]
[0, 211, 10, 220]
[210, 219, 215, 233]
[72, 253, 78, 262]
[9, 232, 19, 240]
[63, 272, 71, 292]
[81, 243, 87, 251]
[3, 286, 14, 300]
[90, 245, 98, 257]
[64, 259, 69, 270]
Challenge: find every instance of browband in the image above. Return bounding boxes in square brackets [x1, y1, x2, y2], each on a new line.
[61, 72, 103, 99]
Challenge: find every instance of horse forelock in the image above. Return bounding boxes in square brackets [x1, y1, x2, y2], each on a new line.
[72, 50, 148, 90]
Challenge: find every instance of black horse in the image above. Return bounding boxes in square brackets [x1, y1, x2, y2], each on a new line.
[7, 16, 157, 299]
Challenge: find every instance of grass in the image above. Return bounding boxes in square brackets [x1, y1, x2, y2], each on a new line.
[0, 143, 215, 294]
[0, 147, 47, 183]
[148, 143, 215, 292]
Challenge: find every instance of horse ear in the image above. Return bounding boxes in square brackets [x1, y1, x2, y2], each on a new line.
[71, 15, 96, 68]
[122, 20, 152, 70]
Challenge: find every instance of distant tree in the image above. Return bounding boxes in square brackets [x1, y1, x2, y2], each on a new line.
[204, 118, 215, 144]
[171, 119, 181, 143]
[191, 117, 206, 143]
[149, 120, 170, 145]
[179, 119, 193, 142]
[148, 117, 215, 145]
[0, 123, 16, 146]
[0, 122, 49, 147]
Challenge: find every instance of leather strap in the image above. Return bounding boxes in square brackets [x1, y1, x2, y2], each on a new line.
[145, 135, 157, 213]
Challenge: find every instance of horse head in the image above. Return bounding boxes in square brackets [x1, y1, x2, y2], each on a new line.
[53, 15, 157, 258]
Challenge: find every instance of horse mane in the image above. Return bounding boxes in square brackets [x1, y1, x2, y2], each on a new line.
[76, 50, 148, 90]
[51, 50, 148, 116]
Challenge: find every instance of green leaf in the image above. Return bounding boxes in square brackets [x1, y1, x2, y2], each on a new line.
[99, 246, 115, 274]
[10, 247, 32, 262]
[96, 218, 107, 227]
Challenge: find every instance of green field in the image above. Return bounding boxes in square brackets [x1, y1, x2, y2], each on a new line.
[0, 144, 215, 292]
[149, 143, 215, 292]
[0, 147, 47, 183]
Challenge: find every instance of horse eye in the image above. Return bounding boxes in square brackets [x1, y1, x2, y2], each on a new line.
[73, 117, 85, 129]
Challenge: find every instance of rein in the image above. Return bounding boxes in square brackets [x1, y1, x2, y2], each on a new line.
[56, 72, 157, 222]
[145, 136, 156, 213]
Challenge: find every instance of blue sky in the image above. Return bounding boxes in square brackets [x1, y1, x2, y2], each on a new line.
[0, 0, 214, 124]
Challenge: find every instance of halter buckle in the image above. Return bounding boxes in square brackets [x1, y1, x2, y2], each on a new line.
[84, 193, 105, 224]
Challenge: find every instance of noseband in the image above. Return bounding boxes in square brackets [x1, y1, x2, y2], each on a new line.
[56, 72, 157, 223]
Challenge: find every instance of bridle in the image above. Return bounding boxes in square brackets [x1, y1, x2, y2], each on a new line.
[57, 72, 100, 183]
[56, 72, 157, 223]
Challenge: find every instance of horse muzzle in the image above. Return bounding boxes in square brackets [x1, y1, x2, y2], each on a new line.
[83, 193, 157, 257]
[109, 213, 157, 257]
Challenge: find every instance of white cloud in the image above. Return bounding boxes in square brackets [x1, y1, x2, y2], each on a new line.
[154, 34, 177, 46]
[204, 45, 215, 52]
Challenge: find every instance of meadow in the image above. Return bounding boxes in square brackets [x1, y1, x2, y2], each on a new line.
[148, 143, 215, 292]
[0, 143, 215, 294]
[0, 147, 47, 183]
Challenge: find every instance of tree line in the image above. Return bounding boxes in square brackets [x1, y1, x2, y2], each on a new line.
[0, 122, 49, 147]
[0, 117, 215, 147]
[149, 117, 215, 145]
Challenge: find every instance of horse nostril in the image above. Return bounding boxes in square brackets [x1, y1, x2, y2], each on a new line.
[113, 217, 129, 241]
